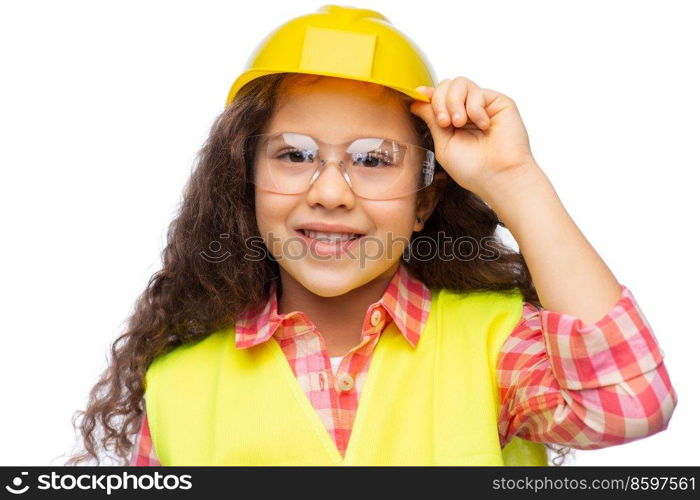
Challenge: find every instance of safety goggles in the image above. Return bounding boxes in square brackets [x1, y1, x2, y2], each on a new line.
[247, 131, 435, 201]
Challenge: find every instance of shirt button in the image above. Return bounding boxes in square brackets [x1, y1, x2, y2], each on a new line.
[336, 373, 354, 392]
[370, 309, 383, 327]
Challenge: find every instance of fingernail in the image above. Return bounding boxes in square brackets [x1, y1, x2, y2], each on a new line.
[437, 112, 448, 122]
[453, 113, 462, 121]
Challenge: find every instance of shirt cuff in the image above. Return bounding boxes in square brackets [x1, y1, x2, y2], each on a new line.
[540, 284, 665, 390]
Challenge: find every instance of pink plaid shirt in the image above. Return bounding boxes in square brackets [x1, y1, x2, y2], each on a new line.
[131, 263, 678, 465]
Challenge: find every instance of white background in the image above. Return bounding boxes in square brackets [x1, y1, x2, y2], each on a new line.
[1, 0, 697, 466]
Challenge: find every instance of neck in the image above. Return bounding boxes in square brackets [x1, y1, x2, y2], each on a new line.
[277, 262, 400, 356]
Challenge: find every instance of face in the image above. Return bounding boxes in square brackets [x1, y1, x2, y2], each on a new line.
[254, 75, 440, 297]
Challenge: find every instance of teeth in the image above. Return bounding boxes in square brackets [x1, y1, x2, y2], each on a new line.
[302, 229, 359, 242]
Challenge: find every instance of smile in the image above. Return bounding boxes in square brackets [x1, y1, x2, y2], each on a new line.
[295, 229, 365, 256]
[299, 229, 362, 242]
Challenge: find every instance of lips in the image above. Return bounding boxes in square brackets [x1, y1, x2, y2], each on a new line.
[293, 222, 367, 242]
[293, 223, 367, 257]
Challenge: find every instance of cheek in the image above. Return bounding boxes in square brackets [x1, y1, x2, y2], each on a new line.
[255, 190, 296, 241]
[366, 197, 416, 233]
[363, 199, 417, 257]
[256, 188, 283, 216]
[255, 190, 317, 262]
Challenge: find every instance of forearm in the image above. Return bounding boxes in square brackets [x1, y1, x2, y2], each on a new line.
[481, 161, 622, 325]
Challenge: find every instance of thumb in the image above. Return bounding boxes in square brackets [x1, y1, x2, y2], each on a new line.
[415, 85, 435, 100]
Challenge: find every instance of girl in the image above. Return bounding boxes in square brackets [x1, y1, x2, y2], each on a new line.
[67, 5, 677, 466]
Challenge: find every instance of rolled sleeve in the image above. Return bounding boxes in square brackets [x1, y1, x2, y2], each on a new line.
[541, 285, 665, 390]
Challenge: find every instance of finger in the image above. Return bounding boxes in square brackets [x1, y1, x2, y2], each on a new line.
[415, 86, 435, 100]
[445, 77, 471, 128]
[431, 79, 452, 127]
[480, 88, 504, 110]
[466, 87, 491, 130]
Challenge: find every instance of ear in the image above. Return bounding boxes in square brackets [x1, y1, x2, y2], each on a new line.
[414, 171, 448, 232]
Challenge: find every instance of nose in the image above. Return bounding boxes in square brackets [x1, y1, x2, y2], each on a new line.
[305, 156, 356, 209]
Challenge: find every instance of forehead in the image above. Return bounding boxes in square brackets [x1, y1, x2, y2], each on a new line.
[264, 74, 417, 144]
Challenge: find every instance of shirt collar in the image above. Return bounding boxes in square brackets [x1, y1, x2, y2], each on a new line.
[234, 262, 432, 350]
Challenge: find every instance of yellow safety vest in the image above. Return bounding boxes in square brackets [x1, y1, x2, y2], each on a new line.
[144, 286, 549, 465]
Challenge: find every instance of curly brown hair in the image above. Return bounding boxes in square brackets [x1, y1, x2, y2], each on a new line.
[64, 72, 572, 466]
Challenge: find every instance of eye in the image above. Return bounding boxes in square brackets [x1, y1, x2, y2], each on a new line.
[276, 147, 316, 163]
[352, 151, 394, 168]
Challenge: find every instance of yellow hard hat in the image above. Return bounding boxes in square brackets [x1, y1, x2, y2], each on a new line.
[225, 4, 437, 105]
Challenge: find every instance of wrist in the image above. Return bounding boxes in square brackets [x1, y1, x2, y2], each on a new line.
[478, 160, 549, 211]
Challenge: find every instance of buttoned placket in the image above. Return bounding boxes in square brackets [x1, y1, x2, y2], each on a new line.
[274, 303, 391, 457]
[333, 306, 386, 392]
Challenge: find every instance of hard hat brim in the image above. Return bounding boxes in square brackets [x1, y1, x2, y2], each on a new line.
[225, 69, 431, 106]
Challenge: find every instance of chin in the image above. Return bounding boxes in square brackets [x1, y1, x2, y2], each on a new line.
[285, 256, 393, 296]
[292, 263, 365, 296]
